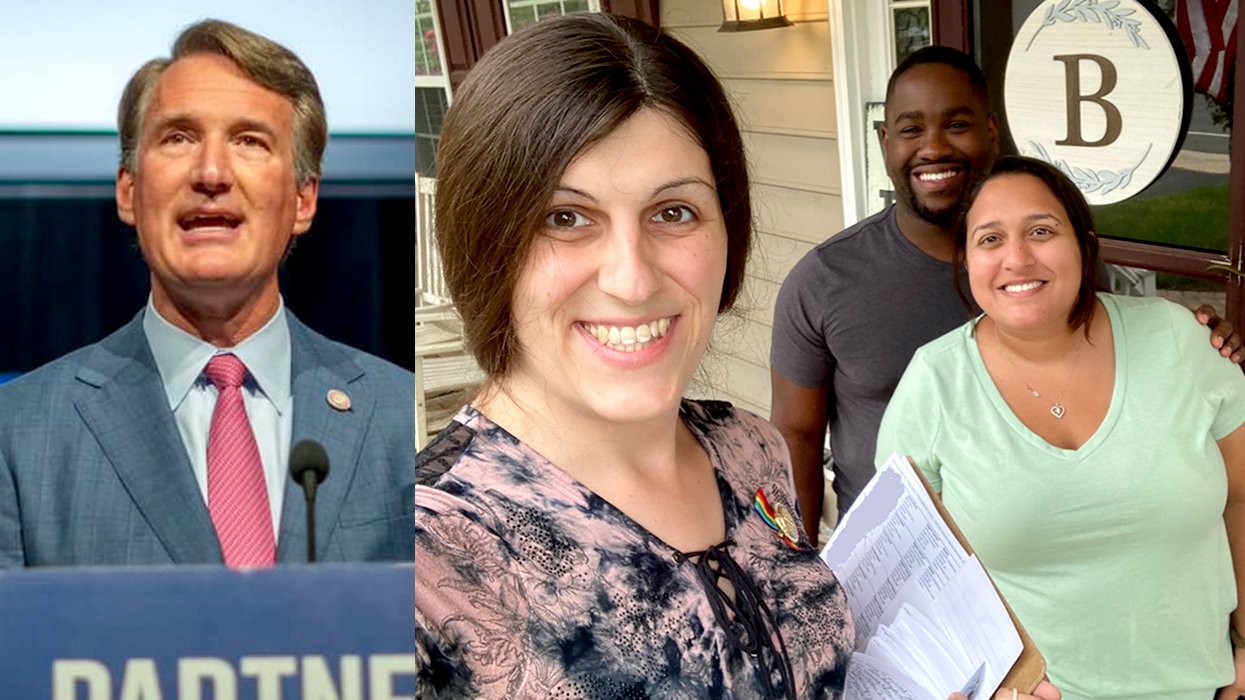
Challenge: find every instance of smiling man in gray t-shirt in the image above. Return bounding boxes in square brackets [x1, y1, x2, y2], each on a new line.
[770, 47, 999, 540]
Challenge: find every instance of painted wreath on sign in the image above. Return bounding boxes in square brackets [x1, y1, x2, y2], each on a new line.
[1026, 0, 1150, 51]
[1029, 142, 1153, 195]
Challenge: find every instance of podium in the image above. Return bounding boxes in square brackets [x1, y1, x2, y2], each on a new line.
[0, 565, 415, 700]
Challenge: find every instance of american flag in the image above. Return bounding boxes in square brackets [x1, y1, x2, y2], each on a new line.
[1176, 0, 1238, 103]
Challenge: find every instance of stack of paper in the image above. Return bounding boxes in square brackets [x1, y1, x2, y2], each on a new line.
[822, 453, 1024, 699]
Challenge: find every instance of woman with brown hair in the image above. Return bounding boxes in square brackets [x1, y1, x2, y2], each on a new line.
[415, 15, 849, 698]
[416, 13, 1058, 700]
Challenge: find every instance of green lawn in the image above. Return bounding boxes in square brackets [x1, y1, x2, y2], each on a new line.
[1092, 183, 1230, 290]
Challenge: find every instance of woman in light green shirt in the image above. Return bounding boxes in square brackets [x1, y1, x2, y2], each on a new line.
[877, 155, 1245, 700]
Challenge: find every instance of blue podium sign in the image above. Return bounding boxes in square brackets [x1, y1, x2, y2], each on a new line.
[0, 565, 414, 700]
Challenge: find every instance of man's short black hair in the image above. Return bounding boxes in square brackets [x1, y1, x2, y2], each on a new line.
[885, 45, 990, 107]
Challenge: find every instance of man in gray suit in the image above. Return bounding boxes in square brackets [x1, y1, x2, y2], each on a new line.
[0, 20, 414, 567]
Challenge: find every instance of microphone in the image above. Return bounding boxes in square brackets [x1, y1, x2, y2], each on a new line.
[289, 440, 330, 563]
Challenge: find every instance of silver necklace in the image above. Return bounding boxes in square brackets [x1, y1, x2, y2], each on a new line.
[992, 323, 1082, 419]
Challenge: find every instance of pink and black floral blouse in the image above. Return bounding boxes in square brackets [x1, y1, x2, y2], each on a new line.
[416, 400, 853, 698]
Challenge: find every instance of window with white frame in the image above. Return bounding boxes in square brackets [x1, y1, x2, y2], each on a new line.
[417, 0, 452, 176]
[503, 0, 602, 34]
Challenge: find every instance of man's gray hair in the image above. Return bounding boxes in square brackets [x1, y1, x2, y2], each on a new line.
[117, 19, 327, 187]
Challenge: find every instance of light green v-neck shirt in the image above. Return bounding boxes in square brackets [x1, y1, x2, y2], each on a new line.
[877, 293, 1245, 700]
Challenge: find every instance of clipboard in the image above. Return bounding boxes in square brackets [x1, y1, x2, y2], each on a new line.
[904, 455, 1047, 695]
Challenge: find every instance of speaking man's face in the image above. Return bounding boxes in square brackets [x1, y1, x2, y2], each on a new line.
[116, 52, 318, 304]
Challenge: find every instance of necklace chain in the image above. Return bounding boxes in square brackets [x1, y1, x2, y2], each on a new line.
[992, 323, 1082, 419]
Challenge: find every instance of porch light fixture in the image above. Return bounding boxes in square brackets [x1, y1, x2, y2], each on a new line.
[718, 0, 792, 32]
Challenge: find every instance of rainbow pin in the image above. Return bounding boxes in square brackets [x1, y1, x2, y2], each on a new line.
[754, 488, 804, 551]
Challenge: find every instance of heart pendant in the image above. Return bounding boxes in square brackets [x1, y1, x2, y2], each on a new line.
[1050, 404, 1066, 419]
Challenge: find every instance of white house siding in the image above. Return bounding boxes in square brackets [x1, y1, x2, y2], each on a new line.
[662, 0, 843, 418]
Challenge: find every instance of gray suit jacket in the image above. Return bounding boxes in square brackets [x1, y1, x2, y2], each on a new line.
[0, 311, 414, 566]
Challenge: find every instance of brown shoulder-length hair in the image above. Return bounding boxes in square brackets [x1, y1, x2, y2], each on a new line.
[433, 13, 752, 380]
[954, 155, 1100, 337]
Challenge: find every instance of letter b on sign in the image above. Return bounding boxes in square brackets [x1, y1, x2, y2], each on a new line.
[1054, 54, 1122, 148]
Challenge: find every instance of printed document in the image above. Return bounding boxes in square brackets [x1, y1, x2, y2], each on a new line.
[823, 453, 1022, 699]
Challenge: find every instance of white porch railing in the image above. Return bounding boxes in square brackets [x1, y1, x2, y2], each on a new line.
[416, 175, 482, 451]
[417, 176, 452, 307]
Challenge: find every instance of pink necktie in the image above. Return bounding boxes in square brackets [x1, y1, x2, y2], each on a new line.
[204, 354, 275, 567]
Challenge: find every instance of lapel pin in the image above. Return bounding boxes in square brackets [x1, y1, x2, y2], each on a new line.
[754, 488, 805, 551]
[326, 389, 352, 412]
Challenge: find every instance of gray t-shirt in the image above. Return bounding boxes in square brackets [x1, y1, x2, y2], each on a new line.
[770, 206, 974, 517]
